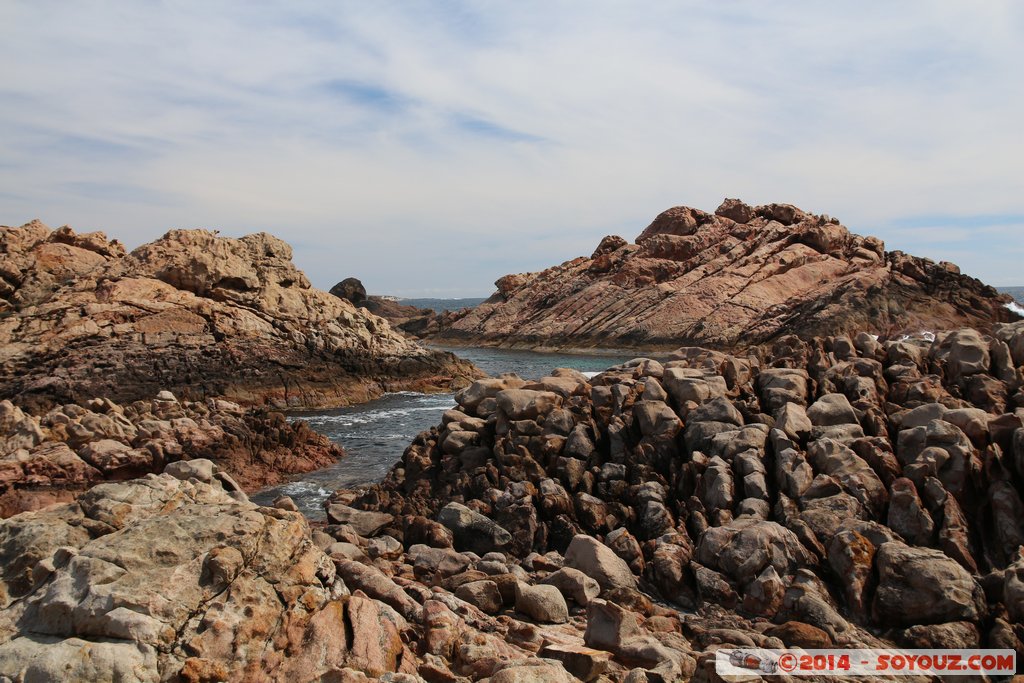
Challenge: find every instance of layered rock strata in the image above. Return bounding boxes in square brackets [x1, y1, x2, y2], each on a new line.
[0, 222, 478, 411]
[440, 200, 1018, 350]
[0, 391, 340, 518]
[333, 322, 1024, 678]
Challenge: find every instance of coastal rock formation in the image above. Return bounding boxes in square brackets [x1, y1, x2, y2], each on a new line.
[328, 278, 472, 340]
[0, 391, 340, 517]
[336, 322, 1024, 677]
[4, 322, 1024, 681]
[363, 296, 446, 338]
[0, 468, 691, 682]
[0, 470, 381, 681]
[0, 222, 478, 411]
[440, 200, 1019, 350]
[329, 277, 367, 306]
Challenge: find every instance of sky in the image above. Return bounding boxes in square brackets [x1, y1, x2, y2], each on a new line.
[1, 2, 1022, 296]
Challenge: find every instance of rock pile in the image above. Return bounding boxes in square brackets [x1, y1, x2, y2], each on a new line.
[0, 222, 478, 411]
[438, 200, 1018, 350]
[0, 391, 340, 518]
[333, 321, 1024, 677]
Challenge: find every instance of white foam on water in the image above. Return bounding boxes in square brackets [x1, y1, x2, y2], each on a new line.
[278, 482, 331, 498]
[302, 403, 454, 428]
[581, 371, 601, 379]
[1006, 301, 1024, 317]
[896, 331, 936, 343]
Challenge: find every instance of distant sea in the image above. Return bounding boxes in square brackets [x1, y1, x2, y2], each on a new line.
[999, 287, 1024, 304]
[395, 296, 488, 312]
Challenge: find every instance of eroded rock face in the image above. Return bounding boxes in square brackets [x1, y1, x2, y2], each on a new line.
[0, 223, 478, 411]
[338, 323, 1024, 675]
[0, 472, 358, 682]
[436, 200, 1017, 350]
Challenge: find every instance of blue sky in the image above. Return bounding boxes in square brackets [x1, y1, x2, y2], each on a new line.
[1, 1, 1022, 295]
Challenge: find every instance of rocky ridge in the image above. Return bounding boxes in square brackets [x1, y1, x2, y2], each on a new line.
[0, 222, 478, 411]
[0, 391, 341, 518]
[440, 200, 1018, 351]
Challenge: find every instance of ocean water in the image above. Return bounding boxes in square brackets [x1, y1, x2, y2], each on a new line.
[397, 297, 488, 312]
[251, 346, 639, 518]
[998, 286, 1024, 304]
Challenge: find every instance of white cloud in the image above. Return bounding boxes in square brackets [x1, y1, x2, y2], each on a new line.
[1, 1, 1023, 295]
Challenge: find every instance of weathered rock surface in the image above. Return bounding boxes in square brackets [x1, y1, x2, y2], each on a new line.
[435, 200, 1017, 350]
[0, 471, 359, 682]
[338, 323, 1024, 677]
[0, 468, 602, 682]
[0, 393, 341, 517]
[8, 321, 1024, 681]
[0, 222, 478, 411]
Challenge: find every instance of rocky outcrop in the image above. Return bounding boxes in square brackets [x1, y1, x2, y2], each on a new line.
[0, 222, 478, 411]
[6, 323, 1024, 681]
[329, 277, 368, 306]
[0, 468, 693, 682]
[363, 296, 449, 338]
[0, 391, 341, 517]
[337, 322, 1024, 676]
[438, 200, 1018, 350]
[0, 470, 393, 682]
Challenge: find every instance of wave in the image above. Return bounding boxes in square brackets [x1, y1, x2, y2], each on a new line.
[1006, 301, 1024, 317]
[896, 331, 936, 343]
[304, 404, 454, 428]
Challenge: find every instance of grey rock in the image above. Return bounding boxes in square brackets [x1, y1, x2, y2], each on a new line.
[565, 534, 638, 591]
[325, 504, 394, 537]
[514, 582, 568, 623]
[436, 502, 512, 555]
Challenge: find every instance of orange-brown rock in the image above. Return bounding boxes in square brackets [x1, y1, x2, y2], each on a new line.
[439, 200, 1018, 350]
[0, 222, 478, 411]
[0, 392, 342, 517]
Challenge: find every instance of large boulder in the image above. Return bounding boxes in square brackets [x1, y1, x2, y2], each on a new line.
[541, 567, 601, 606]
[326, 504, 394, 537]
[514, 582, 569, 624]
[933, 328, 991, 383]
[872, 541, 986, 626]
[565, 534, 638, 591]
[695, 518, 813, 585]
[329, 277, 367, 305]
[436, 502, 512, 555]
